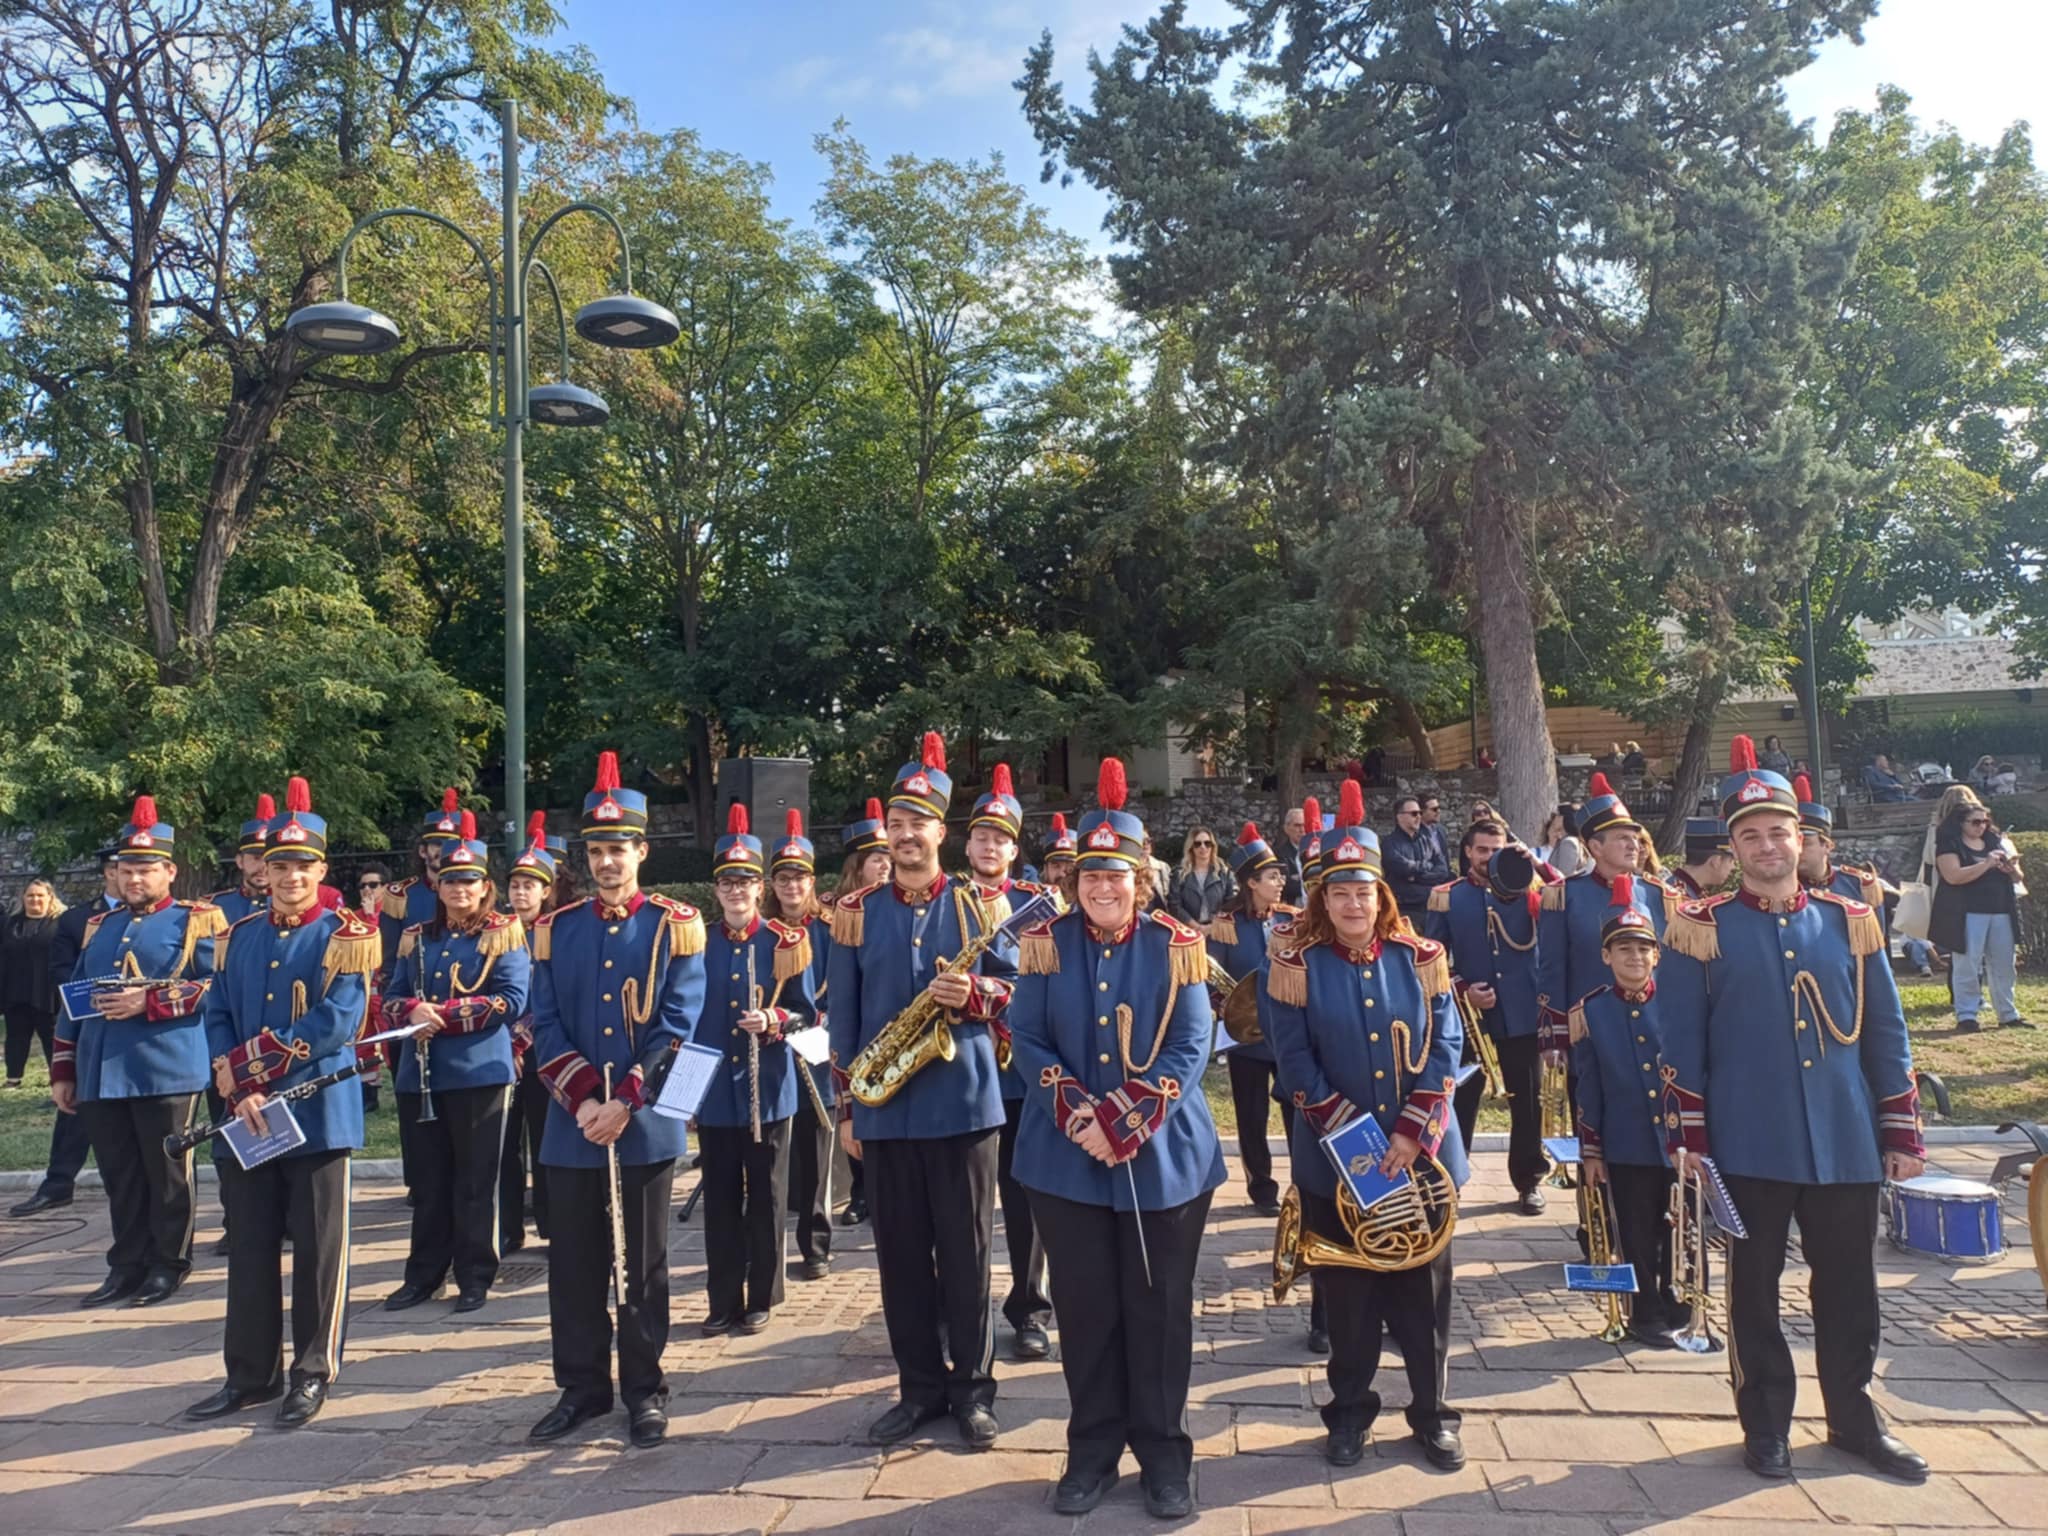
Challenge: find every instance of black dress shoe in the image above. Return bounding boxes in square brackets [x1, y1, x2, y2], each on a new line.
[501, 1235, 525, 1257]
[1416, 1426, 1466, 1471]
[1326, 1428, 1366, 1467]
[1251, 1191, 1283, 1217]
[185, 1381, 283, 1420]
[382, 1281, 443, 1311]
[530, 1393, 609, 1442]
[738, 1310, 770, 1335]
[1517, 1188, 1548, 1216]
[955, 1403, 999, 1449]
[867, 1400, 946, 1445]
[1053, 1471, 1118, 1515]
[452, 1286, 488, 1314]
[701, 1311, 739, 1337]
[127, 1270, 185, 1308]
[8, 1189, 72, 1217]
[278, 1377, 327, 1428]
[840, 1197, 868, 1226]
[1143, 1480, 1194, 1519]
[628, 1398, 669, 1448]
[80, 1272, 144, 1309]
[1307, 1325, 1331, 1356]
[1014, 1322, 1051, 1360]
[1828, 1429, 1929, 1483]
[799, 1259, 830, 1281]
[1743, 1433, 1793, 1479]
[1626, 1323, 1677, 1351]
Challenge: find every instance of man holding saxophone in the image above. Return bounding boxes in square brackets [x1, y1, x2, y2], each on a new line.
[827, 732, 1014, 1451]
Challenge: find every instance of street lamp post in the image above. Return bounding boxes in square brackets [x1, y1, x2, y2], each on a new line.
[285, 97, 678, 845]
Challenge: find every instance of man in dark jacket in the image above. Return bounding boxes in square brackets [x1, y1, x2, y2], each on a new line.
[1382, 796, 1452, 916]
[8, 850, 117, 1216]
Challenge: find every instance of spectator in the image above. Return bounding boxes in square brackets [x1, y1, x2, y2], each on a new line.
[1533, 808, 1585, 878]
[1475, 747, 1496, 770]
[1142, 836, 1174, 911]
[1363, 746, 1388, 783]
[2, 880, 64, 1088]
[1991, 762, 2019, 796]
[356, 863, 390, 923]
[1166, 824, 1236, 924]
[1273, 805, 1308, 906]
[1759, 735, 1794, 777]
[1863, 753, 1913, 803]
[1620, 740, 1646, 776]
[1930, 802, 2028, 1031]
[1382, 794, 1452, 914]
[1419, 792, 1451, 862]
[1969, 755, 1998, 792]
[1468, 799, 1496, 826]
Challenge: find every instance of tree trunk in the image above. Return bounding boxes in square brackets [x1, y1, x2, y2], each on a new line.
[186, 360, 302, 650]
[1389, 693, 1436, 769]
[684, 711, 715, 850]
[1470, 487, 1557, 841]
[1655, 670, 1728, 854]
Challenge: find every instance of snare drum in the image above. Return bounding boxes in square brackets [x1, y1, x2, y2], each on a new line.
[1885, 1174, 2005, 1262]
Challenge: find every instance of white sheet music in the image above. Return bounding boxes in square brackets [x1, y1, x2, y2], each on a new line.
[786, 1025, 831, 1065]
[650, 1042, 723, 1122]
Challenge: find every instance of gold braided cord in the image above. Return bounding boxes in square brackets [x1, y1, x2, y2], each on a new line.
[1486, 907, 1536, 953]
[1115, 996, 1174, 1078]
[448, 952, 496, 997]
[1791, 963, 1864, 1053]
[1392, 1017, 1432, 1078]
[620, 921, 673, 1046]
[291, 980, 309, 1022]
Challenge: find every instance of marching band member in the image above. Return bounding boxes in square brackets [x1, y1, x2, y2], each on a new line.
[1668, 818, 1734, 901]
[769, 809, 838, 1280]
[694, 805, 813, 1335]
[965, 763, 1054, 1360]
[52, 794, 222, 1309]
[1794, 776, 1893, 913]
[1569, 876, 1693, 1347]
[1534, 773, 1665, 1054]
[1658, 737, 1927, 1483]
[379, 787, 463, 958]
[1265, 784, 1470, 1473]
[188, 778, 379, 1427]
[1206, 822, 1293, 1218]
[500, 813, 560, 1253]
[833, 798, 891, 1229]
[1427, 817, 1549, 1212]
[827, 733, 1012, 1450]
[380, 812, 530, 1314]
[211, 794, 274, 922]
[1040, 812, 1079, 902]
[1009, 756, 1223, 1520]
[527, 752, 706, 1449]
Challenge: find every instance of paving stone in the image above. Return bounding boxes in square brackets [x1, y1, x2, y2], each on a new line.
[1993, 1425, 2048, 1472]
[0, 1421, 248, 1476]
[1080, 1503, 1250, 1535]
[196, 1430, 386, 1484]
[727, 1392, 892, 1444]
[735, 1442, 881, 1500]
[1485, 1460, 1656, 1513]
[1326, 1456, 1495, 1512]
[526, 1492, 786, 1535]
[1879, 1379, 2035, 1425]
[869, 1446, 1062, 1501]
[0, 1471, 177, 1530]
[1492, 1414, 1668, 1464]
[1404, 1518, 1610, 1536]
[1246, 1514, 1404, 1535]
[769, 1496, 927, 1532]
[1626, 1461, 1829, 1522]
[1796, 1466, 2005, 1526]
[1195, 1452, 1335, 1507]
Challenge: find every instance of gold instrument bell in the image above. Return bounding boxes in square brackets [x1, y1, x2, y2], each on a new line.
[1221, 972, 1263, 1047]
[1272, 1155, 1460, 1301]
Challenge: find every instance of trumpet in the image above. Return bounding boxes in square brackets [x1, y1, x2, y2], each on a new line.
[1579, 1176, 1629, 1342]
[1453, 989, 1507, 1099]
[1668, 1163, 1724, 1354]
[1539, 1050, 1575, 1187]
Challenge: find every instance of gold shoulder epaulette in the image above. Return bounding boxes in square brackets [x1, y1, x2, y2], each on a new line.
[175, 899, 228, 974]
[321, 907, 382, 989]
[397, 923, 421, 960]
[828, 883, 876, 948]
[768, 917, 814, 983]
[1205, 914, 1238, 945]
[1017, 913, 1062, 975]
[1540, 876, 1570, 912]
[649, 893, 706, 957]
[1568, 999, 1591, 1046]
[476, 909, 524, 960]
[1810, 887, 1886, 958]
[1265, 942, 1308, 1006]
[82, 907, 112, 943]
[1662, 894, 1730, 963]
[1427, 881, 1454, 914]
[1149, 909, 1209, 986]
[380, 881, 413, 919]
[1388, 930, 1452, 999]
[531, 898, 584, 962]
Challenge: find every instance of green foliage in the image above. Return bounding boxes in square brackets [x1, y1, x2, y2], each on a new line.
[1834, 709, 2048, 777]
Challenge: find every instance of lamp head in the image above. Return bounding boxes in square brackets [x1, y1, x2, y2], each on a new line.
[573, 293, 680, 350]
[284, 301, 402, 356]
[526, 381, 610, 428]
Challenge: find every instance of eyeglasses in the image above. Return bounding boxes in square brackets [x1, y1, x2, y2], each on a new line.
[1424, 804, 1441, 813]
[1190, 839, 1213, 849]
[1967, 817, 1992, 827]
[359, 879, 383, 890]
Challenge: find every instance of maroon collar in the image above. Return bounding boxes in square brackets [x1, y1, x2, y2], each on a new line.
[1335, 938, 1383, 965]
[1086, 916, 1139, 946]
[128, 894, 175, 918]
[270, 901, 319, 929]
[1615, 980, 1656, 1005]
[1736, 885, 1807, 915]
[722, 915, 762, 942]
[972, 876, 1014, 899]
[894, 872, 948, 905]
[596, 891, 648, 921]
[1464, 871, 1487, 888]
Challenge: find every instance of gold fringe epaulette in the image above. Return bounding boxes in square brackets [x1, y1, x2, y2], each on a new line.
[82, 908, 111, 945]
[1427, 882, 1453, 914]
[975, 885, 1013, 928]
[1151, 910, 1209, 986]
[1266, 916, 1299, 959]
[1540, 876, 1570, 912]
[1205, 914, 1238, 945]
[1265, 944, 1308, 1006]
[649, 893, 706, 956]
[397, 925, 420, 960]
[476, 910, 524, 960]
[1661, 884, 1684, 928]
[1568, 1001, 1590, 1046]
[322, 908, 382, 990]
[769, 918, 813, 984]
[531, 899, 584, 963]
[215, 908, 269, 976]
[1811, 888, 1886, 957]
[1017, 915, 1062, 975]
[381, 880, 414, 920]
[1663, 895, 1729, 963]
[1388, 930, 1451, 999]
[178, 900, 227, 974]
[829, 884, 875, 949]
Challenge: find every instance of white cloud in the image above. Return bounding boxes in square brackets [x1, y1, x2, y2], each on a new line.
[879, 25, 1021, 106]
[773, 54, 875, 104]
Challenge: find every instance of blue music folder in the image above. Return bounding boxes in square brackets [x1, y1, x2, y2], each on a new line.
[1565, 1262, 1639, 1293]
[1693, 1155, 1747, 1239]
[651, 1042, 723, 1121]
[219, 1100, 307, 1170]
[1319, 1114, 1413, 1212]
[1543, 1134, 1581, 1166]
[59, 977, 122, 1024]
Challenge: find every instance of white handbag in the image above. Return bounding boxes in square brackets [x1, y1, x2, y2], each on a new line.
[1891, 823, 1938, 942]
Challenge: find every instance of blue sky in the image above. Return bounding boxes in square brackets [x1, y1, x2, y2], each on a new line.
[566, 0, 2046, 247]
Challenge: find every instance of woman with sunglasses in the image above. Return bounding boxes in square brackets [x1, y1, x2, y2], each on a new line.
[1166, 823, 1235, 926]
[1931, 798, 2028, 1031]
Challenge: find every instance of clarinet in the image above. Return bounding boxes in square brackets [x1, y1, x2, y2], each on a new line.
[415, 1029, 438, 1122]
[164, 1059, 371, 1156]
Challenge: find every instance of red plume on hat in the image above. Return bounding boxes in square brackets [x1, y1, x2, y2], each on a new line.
[865, 797, 883, 821]
[1794, 774, 1813, 804]
[130, 793, 158, 829]
[455, 810, 473, 841]
[1050, 812, 1068, 835]
[1303, 795, 1322, 832]
[1239, 821, 1260, 846]
[526, 810, 547, 847]
[786, 808, 804, 837]
[1339, 779, 1365, 828]
[1609, 872, 1634, 909]
[1588, 771, 1614, 798]
[921, 732, 946, 773]
[286, 777, 312, 814]
[727, 802, 749, 837]
[253, 793, 275, 821]
[594, 751, 621, 793]
[991, 763, 1014, 798]
[1097, 757, 1128, 812]
[441, 786, 459, 815]
[1729, 734, 1758, 773]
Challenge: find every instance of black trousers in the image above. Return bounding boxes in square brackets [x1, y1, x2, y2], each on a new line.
[788, 1075, 834, 1264]
[399, 1084, 509, 1291]
[221, 1150, 352, 1391]
[1451, 1030, 1544, 1196]
[699, 1119, 791, 1316]
[4, 1005, 53, 1079]
[498, 1058, 551, 1245]
[1032, 1187, 1212, 1487]
[1227, 1052, 1282, 1204]
[37, 1101, 92, 1200]
[1722, 1175, 1883, 1442]
[79, 1094, 197, 1279]
[867, 1129, 998, 1412]
[1605, 1161, 1685, 1330]
[1303, 1187, 1459, 1435]
[544, 1158, 675, 1411]
[996, 1096, 1052, 1330]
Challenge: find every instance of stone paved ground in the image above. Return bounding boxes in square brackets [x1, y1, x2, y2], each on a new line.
[1, 1145, 2044, 1535]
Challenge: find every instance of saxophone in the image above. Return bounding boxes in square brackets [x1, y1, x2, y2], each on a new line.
[847, 897, 1006, 1107]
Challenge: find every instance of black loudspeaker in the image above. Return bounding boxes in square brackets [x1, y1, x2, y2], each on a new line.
[717, 758, 812, 837]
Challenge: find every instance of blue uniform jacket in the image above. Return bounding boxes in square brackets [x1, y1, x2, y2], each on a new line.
[801, 914, 836, 1110]
[1570, 984, 1669, 1168]
[212, 888, 268, 925]
[1205, 906, 1290, 1063]
[973, 878, 1042, 1101]
[1008, 909, 1225, 1210]
[1656, 889, 1923, 1185]
[1264, 930, 1470, 1197]
[530, 893, 706, 1169]
[692, 917, 816, 1130]
[383, 912, 530, 1093]
[1534, 870, 1667, 1046]
[56, 898, 223, 1101]
[1425, 877, 1543, 1041]
[204, 906, 379, 1155]
[378, 877, 441, 974]
[826, 875, 1012, 1141]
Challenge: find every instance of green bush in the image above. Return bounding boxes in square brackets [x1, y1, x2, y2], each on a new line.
[2005, 832, 2048, 970]
[1837, 708, 2048, 775]
[646, 880, 717, 914]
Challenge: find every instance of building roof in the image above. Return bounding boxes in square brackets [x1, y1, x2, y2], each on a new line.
[1734, 635, 2034, 704]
